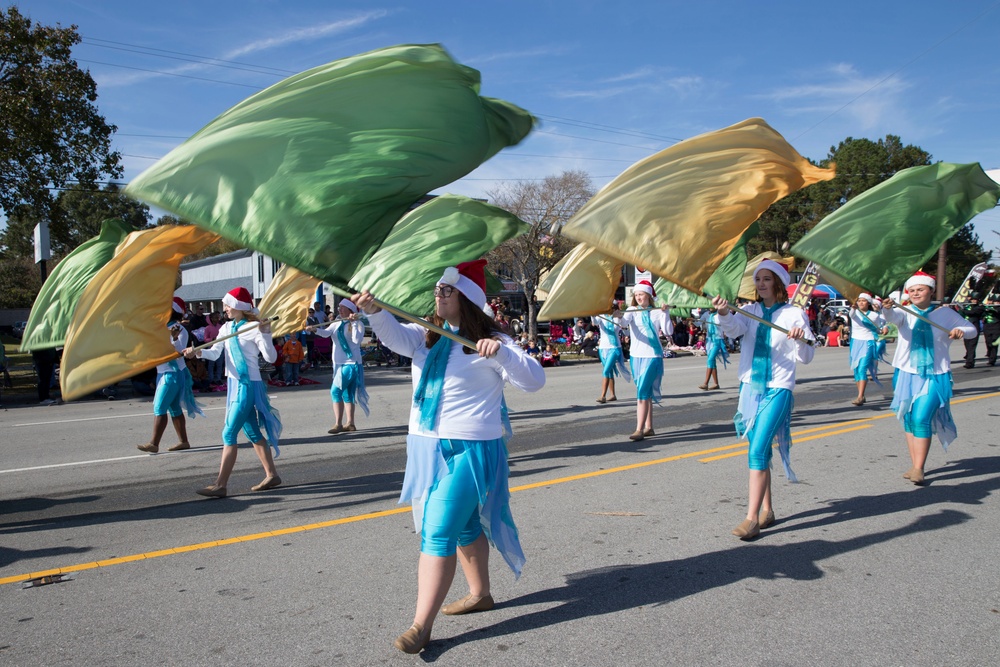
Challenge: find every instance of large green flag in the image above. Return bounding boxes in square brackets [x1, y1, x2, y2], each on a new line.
[20, 219, 133, 352]
[126, 44, 535, 289]
[348, 195, 528, 315]
[791, 163, 1000, 296]
[654, 222, 757, 311]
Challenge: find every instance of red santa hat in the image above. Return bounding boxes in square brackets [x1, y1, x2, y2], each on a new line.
[222, 286, 254, 311]
[439, 259, 488, 310]
[172, 296, 186, 314]
[904, 271, 936, 292]
[633, 279, 656, 298]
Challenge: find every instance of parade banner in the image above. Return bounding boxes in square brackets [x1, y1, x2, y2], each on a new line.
[790, 261, 821, 310]
[951, 262, 990, 304]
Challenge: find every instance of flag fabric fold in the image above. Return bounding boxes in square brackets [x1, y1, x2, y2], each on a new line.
[20, 219, 133, 352]
[560, 117, 835, 294]
[655, 222, 758, 311]
[536, 244, 624, 320]
[60, 225, 220, 402]
[348, 195, 529, 316]
[791, 162, 1000, 297]
[256, 265, 320, 337]
[125, 44, 535, 290]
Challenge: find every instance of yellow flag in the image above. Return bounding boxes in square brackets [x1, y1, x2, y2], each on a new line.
[256, 264, 320, 337]
[739, 252, 797, 301]
[61, 225, 220, 402]
[562, 118, 834, 294]
[537, 243, 624, 320]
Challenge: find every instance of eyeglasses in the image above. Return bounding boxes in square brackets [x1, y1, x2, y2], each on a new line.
[434, 285, 456, 298]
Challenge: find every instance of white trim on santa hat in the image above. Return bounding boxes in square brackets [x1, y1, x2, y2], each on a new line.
[222, 287, 253, 311]
[339, 298, 358, 313]
[904, 272, 936, 291]
[753, 259, 790, 287]
[439, 267, 487, 309]
[857, 293, 873, 303]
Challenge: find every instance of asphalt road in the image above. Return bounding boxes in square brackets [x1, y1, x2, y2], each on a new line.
[1, 346, 999, 666]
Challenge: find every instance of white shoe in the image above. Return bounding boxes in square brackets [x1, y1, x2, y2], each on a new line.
[39, 398, 57, 406]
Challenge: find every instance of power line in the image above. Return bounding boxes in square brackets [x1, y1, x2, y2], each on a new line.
[82, 37, 296, 75]
[77, 59, 262, 89]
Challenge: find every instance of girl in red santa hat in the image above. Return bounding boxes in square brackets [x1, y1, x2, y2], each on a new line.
[881, 271, 976, 485]
[312, 297, 368, 434]
[184, 286, 282, 497]
[138, 295, 203, 453]
[355, 259, 545, 654]
[711, 260, 815, 540]
[616, 280, 672, 441]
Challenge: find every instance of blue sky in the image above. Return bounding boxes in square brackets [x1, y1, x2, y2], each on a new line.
[15, 0, 1000, 258]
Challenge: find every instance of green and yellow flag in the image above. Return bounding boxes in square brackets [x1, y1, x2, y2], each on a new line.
[791, 162, 1000, 297]
[20, 219, 133, 352]
[126, 44, 535, 290]
[348, 195, 529, 316]
[561, 117, 834, 294]
[60, 225, 220, 402]
[536, 244, 624, 320]
[256, 264, 320, 337]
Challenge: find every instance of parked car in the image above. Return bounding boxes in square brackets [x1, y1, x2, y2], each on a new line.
[12, 321, 27, 338]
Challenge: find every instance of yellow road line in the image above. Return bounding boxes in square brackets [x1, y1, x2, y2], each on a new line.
[3, 390, 997, 587]
[698, 425, 873, 462]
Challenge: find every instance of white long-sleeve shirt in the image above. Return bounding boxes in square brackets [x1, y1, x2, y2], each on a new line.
[619, 308, 673, 358]
[157, 325, 189, 374]
[716, 302, 815, 390]
[849, 308, 886, 341]
[592, 315, 623, 350]
[368, 309, 546, 440]
[314, 319, 364, 364]
[882, 306, 977, 375]
[199, 320, 277, 381]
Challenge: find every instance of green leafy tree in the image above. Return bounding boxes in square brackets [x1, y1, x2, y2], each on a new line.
[0, 254, 43, 308]
[1, 7, 122, 227]
[485, 170, 594, 335]
[751, 135, 932, 257]
[1, 183, 150, 257]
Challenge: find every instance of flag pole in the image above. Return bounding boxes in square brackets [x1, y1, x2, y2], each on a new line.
[893, 303, 955, 335]
[327, 286, 478, 351]
[184, 316, 281, 356]
[702, 291, 814, 346]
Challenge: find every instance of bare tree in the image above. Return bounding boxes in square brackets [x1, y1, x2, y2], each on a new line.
[486, 170, 594, 336]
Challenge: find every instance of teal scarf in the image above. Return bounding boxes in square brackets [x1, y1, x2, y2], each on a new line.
[640, 310, 663, 356]
[413, 324, 452, 431]
[751, 303, 783, 394]
[335, 321, 353, 359]
[226, 320, 250, 384]
[911, 305, 936, 378]
[856, 309, 880, 335]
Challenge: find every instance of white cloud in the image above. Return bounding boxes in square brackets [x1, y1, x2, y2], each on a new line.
[223, 11, 389, 59]
[466, 45, 571, 65]
[554, 70, 704, 101]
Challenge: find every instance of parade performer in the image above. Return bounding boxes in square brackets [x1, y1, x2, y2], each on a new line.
[617, 280, 672, 441]
[355, 259, 545, 655]
[711, 260, 815, 540]
[983, 294, 1000, 367]
[184, 287, 282, 497]
[697, 309, 729, 391]
[959, 294, 985, 368]
[881, 272, 975, 485]
[592, 303, 630, 403]
[138, 296, 203, 453]
[312, 298, 369, 434]
[848, 293, 888, 406]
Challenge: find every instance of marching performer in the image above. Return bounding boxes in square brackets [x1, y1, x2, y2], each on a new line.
[313, 298, 369, 434]
[848, 293, 888, 406]
[184, 287, 282, 498]
[711, 260, 815, 540]
[617, 280, 672, 441]
[697, 308, 729, 391]
[138, 296, 203, 453]
[592, 302, 630, 403]
[355, 259, 545, 655]
[881, 272, 975, 485]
